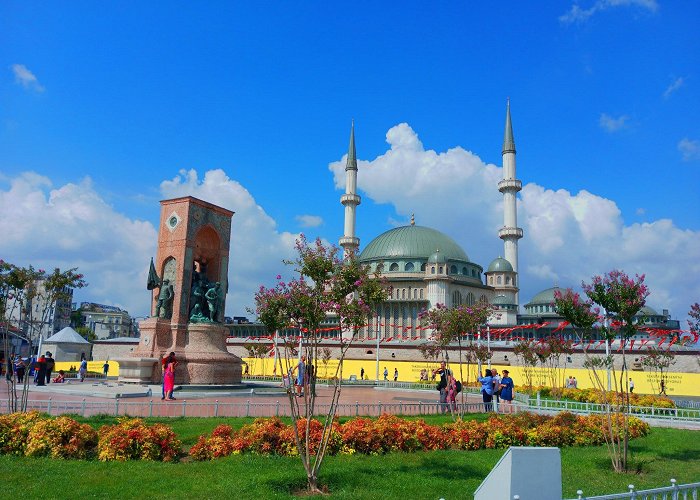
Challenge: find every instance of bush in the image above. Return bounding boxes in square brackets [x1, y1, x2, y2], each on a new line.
[25, 416, 97, 459]
[0, 411, 47, 455]
[97, 417, 181, 462]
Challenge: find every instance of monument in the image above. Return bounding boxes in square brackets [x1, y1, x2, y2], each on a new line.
[117, 196, 243, 385]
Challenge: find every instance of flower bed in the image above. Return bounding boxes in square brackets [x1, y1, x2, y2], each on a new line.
[0, 411, 650, 462]
[189, 412, 650, 460]
[518, 386, 675, 408]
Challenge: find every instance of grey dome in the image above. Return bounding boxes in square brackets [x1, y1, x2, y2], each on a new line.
[487, 257, 513, 273]
[359, 225, 470, 263]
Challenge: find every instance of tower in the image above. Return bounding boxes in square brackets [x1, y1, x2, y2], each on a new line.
[498, 100, 523, 305]
[339, 121, 361, 257]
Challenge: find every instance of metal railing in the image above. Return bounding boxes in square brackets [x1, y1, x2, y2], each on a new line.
[0, 398, 508, 418]
[525, 397, 700, 423]
[566, 479, 700, 500]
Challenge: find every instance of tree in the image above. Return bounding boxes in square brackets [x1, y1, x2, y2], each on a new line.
[253, 236, 389, 494]
[320, 347, 332, 379]
[1, 262, 87, 412]
[243, 342, 269, 376]
[513, 340, 538, 388]
[555, 270, 648, 473]
[419, 301, 493, 418]
[640, 347, 675, 395]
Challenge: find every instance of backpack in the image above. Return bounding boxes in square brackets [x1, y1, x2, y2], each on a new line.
[455, 380, 462, 394]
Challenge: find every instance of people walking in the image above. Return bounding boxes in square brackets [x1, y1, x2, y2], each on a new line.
[433, 361, 451, 414]
[393, 368, 398, 382]
[629, 378, 635, 393]
[499, 370, 515, 413]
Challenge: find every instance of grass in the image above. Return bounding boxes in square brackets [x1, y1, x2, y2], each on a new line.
[0, 417, 698, 499]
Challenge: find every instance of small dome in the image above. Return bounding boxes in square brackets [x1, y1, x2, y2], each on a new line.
[428, 250, 447, 263]
[636, 305, 659, 317]
[492, 295, 512, 305]
[487, 257, 513, 273]
[526, 286, 562, 307]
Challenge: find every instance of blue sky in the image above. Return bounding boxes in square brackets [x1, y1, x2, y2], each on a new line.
[1, 1, 698, 323]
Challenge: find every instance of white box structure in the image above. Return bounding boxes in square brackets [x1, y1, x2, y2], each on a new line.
[474, 446, 561, 500]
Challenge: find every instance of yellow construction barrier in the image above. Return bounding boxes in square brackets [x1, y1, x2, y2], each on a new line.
[241, 357, 700, 397]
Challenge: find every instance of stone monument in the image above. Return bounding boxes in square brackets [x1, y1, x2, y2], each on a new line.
[117, 196, 243, 385]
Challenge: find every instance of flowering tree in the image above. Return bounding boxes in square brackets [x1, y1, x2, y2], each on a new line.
[253, 236, 389, 494]
[640, 347, 675, 394]
[513, 340, 538, 388]
[419, 301, 493, 418]
[554, 270, 648, 472]
[1, 261, 87, 412]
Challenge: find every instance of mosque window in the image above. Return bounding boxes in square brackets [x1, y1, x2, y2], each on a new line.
[420, 289, 424, 299]
[439, 267, 443, 274]
[462, 267, 468, 275]
[513, 276, 516, 286]
[506, 276, 511, 285]
[401, 289, 406, 299]
[497, 276, 502, 285]
[431, 267, 435, 274]
[466, 292, 475, 306]
[452, 291, 462, 306]
[489, 276, 493, 285]
[413, 289, 417, 299]
[450, 265, 457, 274]
[405, 262, 415, 272]
[390, 263, 399, 272]
[479, 294, 488, 304]
[472, 269, 477, 277]
[421, 263, 426, 272]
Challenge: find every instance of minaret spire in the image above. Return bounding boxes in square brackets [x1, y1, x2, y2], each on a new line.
[502, 98, 516, 154]
[497, 99, 523, 306]
[340, 120, 361, 257]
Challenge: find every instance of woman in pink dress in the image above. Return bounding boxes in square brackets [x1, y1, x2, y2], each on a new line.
[163, 360, 176, 401]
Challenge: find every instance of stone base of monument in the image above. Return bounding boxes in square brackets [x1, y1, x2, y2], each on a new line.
[115, 357, 160, 384]
[121, 320, 242, 385]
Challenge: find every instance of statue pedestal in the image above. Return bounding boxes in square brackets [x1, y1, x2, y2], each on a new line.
[122, 319, 242, 385]
[115, 357, 160, 384]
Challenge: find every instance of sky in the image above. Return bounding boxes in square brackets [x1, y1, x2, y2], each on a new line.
[1, 1, 699, 325]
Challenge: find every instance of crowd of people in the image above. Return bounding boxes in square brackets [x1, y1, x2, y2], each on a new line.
[431, 362, 515, 414]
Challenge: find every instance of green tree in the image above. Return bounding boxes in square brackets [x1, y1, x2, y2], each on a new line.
[1, 262, 87, 412]
[555, 270, 648, 472]
[253, 236, 389, 494]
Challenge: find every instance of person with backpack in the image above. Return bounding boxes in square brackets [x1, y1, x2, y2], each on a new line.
[491, 369, 502, 406]
[433, 361, 451, 413]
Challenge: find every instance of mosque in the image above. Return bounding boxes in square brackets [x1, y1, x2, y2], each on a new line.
[338, 101, 523, 341]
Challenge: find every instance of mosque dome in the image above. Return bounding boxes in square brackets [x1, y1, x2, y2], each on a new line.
[637, 305, 659, 317]
[487, 257, 513, 273]
[525, 286, 561, 307]
[359, 225, 470, 263]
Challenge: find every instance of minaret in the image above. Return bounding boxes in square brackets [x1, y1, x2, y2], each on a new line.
[498, 99, 523, 305]
[339, 121, 361, 257]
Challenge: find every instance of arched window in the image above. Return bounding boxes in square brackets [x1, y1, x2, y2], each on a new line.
[450, 265, 457, 274]
[439, 267, 443, 274]
[506, 276, 511, 285]
[401, 289, 406, 299]
[431, 267, 435, 274]
[389, 262, 399, 272]
[452, 291, 463, 306]
[462, 267, 468, 275]
[512, 276, 516, 286]
[471, 269, 476, 277]
[497, 276, 502, 285]
[479, 294, 488, 304]
[395, 289, 400, 299]
[405, 262, 415, 272]
[466, 292, 475, 306]
[421, 263, 426, 272]
[489, 276, 493, 285]
[419, 289, 424, 299]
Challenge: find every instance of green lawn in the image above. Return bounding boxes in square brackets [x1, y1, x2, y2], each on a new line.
[1, 417, 697, 499]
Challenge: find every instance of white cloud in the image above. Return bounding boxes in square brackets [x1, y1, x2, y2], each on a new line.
[635, 207, 646, 216]
[663, 77, 684, 99]
[159, 169, 299, 317]
[0, 172, 156, 316]
[295, 214, 323, 228]
[560, 0, 658, 24]
[330, 123, 700, 318]
[11, 64, 44, 92]
[678, 138, 700, 162]
[599, 113, 629, 132]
